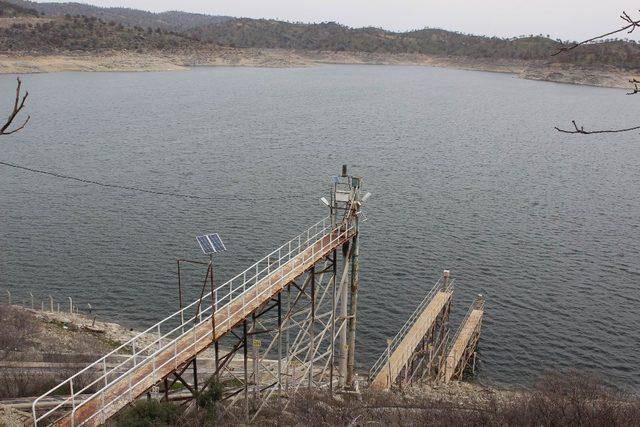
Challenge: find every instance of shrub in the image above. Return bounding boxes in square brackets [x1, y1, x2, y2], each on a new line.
[196, 381, 224, 411]
[117, 400, 181, 427]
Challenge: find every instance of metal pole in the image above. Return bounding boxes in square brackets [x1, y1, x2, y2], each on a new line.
[209, 258, 218, 377]
[386, 338, 392, 389]
[346, 216, 359, 388]
[243, 320, 249, 421]
[286, 284, 291, 392]
[309, 266, 316, 388]
[177, 260, 184, 328]
[49, 295, 53, 312]
[329, 249, 337, 394]
[339, 242, 350, 386]
[252, 314, 259, 400]
[193, 358, 199, 393]
[277, 292, 282, 394]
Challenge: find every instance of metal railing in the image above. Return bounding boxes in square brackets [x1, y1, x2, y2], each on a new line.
[368, 275, 454, 381]
[32, 216, 354, 426]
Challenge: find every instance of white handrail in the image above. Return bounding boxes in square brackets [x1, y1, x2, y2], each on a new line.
[33, 217, 353, 426]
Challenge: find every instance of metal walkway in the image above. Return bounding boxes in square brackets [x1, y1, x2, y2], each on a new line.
[369, 275, 453, 389]
[443, 296, 484, 383]
[33, 218, 356, 426]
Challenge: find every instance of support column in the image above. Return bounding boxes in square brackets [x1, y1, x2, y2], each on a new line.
[277, 292, 282, 394]
[309, 265, 316, 388]
[346, 217, 359, 388]
[329, 249, 337, 394]
[338, 242, 350, 386]
[243, 320, 249, 420]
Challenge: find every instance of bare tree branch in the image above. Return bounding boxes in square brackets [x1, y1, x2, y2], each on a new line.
[1, 77, 30, 136]
[555, 120, 640, 135]
[553, 11, 640, 135]
[552, 10, 640, 55]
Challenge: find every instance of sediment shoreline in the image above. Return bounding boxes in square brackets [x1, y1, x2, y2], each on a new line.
[1, 49, 638, 89]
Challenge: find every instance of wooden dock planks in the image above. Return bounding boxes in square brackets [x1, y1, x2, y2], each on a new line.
[443, 308, 483, 382]
[370, 290, 453, 389]
[53, 227, 354, 427]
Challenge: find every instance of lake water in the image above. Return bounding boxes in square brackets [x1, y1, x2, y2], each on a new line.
[1, 65, 639, 391]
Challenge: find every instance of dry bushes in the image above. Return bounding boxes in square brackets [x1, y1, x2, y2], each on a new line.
[231, 372, 640, 426]
[0, 304, 36, 360]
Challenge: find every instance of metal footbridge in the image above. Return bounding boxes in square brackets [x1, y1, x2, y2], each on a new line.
[369, 273, 453, 389]
[443, 296, 484, 382]
[368, 272, 485, 390]
[33, 167, 369, 426]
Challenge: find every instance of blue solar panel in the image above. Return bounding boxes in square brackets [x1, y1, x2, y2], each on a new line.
[196, 233, 227, 255]
[196, 235, 214, 254]
[208, 233, 226, 252]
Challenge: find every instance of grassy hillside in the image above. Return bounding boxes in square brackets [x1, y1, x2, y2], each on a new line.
[8, 0, 231, 30]
[0, 14, 204, 52]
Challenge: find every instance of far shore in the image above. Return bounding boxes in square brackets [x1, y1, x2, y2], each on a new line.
[1, 48, 638, 89]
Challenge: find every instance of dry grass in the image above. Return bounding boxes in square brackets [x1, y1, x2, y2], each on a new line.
[120, 372, 639, 426]
[0, 304, 36, 360]
[244, 375, 640, 426]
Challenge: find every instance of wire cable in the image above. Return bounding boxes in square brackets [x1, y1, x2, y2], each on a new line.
[0, 160, 219, 200]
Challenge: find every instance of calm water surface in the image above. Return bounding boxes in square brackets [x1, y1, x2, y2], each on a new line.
[1, 66, 639, 390]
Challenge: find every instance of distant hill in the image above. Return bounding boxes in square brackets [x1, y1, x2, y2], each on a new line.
[190, 19, 640, 70]
[0, 14, 204, 52]
[0, 0, 38, 17]
[8, 0, 231, 30]
[2, 0, 640, 71]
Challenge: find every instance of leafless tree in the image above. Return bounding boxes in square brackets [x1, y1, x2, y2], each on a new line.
[1, 77, 30, 136]
[554, 11, 640, 134]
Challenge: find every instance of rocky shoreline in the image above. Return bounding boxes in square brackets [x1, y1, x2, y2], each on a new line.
[1, 49, 638, 89]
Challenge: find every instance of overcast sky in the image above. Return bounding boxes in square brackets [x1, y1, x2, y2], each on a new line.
[38, 0, 640, 41]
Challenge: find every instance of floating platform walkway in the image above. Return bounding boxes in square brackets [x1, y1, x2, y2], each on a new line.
[443, 296, 485, 383]
[369, 272, 453, 390]
[368, 273, 485, 390]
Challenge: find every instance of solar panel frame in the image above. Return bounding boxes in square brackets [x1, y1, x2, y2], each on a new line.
[196, 233, 227, 255]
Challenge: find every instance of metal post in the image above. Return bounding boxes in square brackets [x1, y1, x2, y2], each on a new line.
[309, 265, 316, 388]
[193, 358, 199, 393]
[209, 260, 217, 347]
[285, 284, 291, 392]
[252, 314, 259, 400]
[277, 292, 282, 394]
[346, 216, 359, 388]
[329, 249, 337, 394]
[177, 260, 184, 330]
[339, 241, 350, 386]
[29, 291, 34, 309]
[243, 320, 249, 421]
[386, 338, 392, 389]
[49, 295, 53, 312]
[68, 297, 73, 314]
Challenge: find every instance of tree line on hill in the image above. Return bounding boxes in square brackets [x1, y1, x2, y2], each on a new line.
[1, 0, 640, 70]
